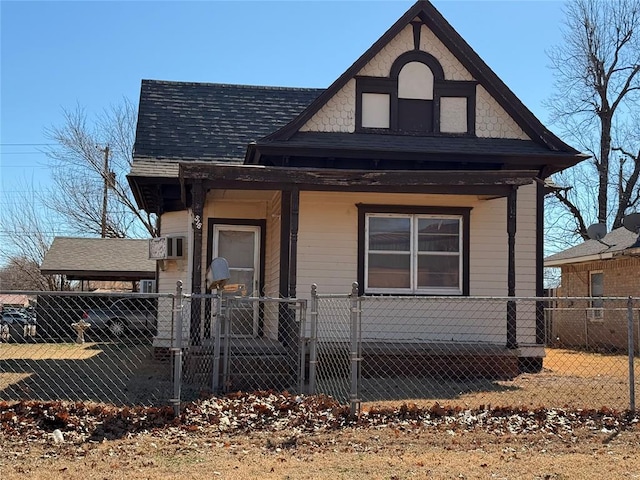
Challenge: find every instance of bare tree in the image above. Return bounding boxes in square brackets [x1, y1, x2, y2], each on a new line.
[44, 99, 158, 239]
[546, 0, 640, 244]
[0, 182, 66, 291]
[0, 256, 68, 291]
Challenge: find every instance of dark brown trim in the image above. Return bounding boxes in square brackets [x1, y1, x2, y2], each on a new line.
[506, 187, 518, 349]
[356, 204, 471, 296]
[206, 217, 267, 296]
[190, 180, 205, 345]
[289, 188, 300, 298]
[411, 20, 422, 50]
[279, 191, 292, 298]
[535, 180, 545, 344]
[181, 164, 537, 195]
[389, 50, 445, 80]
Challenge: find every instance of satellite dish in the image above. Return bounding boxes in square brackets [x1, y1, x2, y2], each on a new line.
[586, 223, 607, 241]
[206, 257, 230, 290]
[622, 213, 640, 234]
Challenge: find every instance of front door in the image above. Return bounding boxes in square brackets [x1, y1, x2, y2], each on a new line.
[213, 224, 261, 337]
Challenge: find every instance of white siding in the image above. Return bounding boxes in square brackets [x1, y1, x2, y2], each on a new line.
[296, 188, 538, 345]
[154, 210, 191, 348]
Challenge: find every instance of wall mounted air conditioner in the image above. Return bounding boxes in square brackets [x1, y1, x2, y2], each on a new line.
[140, 279, 156, 293]
[148, 236, 186, 260]
[166, 236, 185, 259]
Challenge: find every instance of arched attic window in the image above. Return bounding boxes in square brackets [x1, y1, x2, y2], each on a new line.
[356, 51, 476, 135]
[397, 61, 434, 132]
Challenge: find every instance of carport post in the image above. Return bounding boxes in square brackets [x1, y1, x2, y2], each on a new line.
[170, 281, 184, 416]
[627, 297, 635, 411]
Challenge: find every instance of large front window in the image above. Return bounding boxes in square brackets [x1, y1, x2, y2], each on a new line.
[365, 213, 463, 294]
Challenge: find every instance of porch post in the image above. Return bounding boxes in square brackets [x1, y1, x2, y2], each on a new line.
[507, 186, 518, 349]
[289, 187, 300, 298]
[190, 179, 204, 346]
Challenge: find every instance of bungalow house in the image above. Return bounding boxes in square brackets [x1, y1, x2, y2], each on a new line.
[127, 1, 586, 378]
[544, 227, 640, 351]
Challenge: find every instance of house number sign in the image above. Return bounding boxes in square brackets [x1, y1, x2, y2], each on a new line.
[194, 215, 202, 230]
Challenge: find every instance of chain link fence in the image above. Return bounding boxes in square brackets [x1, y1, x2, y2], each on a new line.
[1, 288, 638, 415]
[311, 286, 639, 414]
[0, 291, 175, 405]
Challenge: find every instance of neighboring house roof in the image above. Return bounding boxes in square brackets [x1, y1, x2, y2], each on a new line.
[0, 294, 30, 307]
[41, 237, 156, 280]
[133, 81, 323, 165]
[544, 228, 640, 267]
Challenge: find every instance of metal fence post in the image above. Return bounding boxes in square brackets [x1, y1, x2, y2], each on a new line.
[627, 297, 636, 411]
[308, 284, 318, 395]
[349, 282, 361, 416]
[212, 292, 222, 393]
[170, 281, 184, 416]
[298, 299, 307, 393]
[222, 297, 232, 392]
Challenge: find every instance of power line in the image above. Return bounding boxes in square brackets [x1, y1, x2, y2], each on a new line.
[0, 143, 55, 146]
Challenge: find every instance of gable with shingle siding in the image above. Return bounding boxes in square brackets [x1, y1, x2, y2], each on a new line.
[299, 23, 528, 140]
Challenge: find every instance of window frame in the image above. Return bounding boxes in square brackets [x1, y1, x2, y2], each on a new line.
[355, 51, 477, 135]
[357, 204, 471, 296]
[589, 270, 604, 309]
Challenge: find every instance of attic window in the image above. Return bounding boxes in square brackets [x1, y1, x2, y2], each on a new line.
[355, 51, 477, 135]
[398, 61, 434, 132]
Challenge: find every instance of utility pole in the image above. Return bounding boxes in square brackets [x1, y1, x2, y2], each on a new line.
[99, 145, 110, 238]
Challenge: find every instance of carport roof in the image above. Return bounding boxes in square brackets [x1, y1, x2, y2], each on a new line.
[41, 237, 156, 281]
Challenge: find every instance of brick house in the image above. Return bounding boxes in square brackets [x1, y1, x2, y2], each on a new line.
[544, 227, 640, 351]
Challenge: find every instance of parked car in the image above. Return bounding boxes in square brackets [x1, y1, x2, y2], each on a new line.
[1, 309, 37, 342]
[80, 298, 157, 338]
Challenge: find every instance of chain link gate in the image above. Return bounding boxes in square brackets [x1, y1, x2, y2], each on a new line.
[179, 291, 307, 405]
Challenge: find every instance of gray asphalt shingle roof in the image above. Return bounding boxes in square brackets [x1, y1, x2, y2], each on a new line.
[261, 132, 574, 158]
[133, 80, 324, 164]
[544, 227, 640, 266]
[41, 237, 156, 277]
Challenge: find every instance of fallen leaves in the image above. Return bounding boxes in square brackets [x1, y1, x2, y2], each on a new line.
[1, 391, 638, 449]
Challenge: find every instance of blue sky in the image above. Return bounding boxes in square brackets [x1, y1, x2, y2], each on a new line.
[1, 0, 566, 232]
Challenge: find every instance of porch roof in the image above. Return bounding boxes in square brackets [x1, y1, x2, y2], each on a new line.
[178, 163, 538, 201]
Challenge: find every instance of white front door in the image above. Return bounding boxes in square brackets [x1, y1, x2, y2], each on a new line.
[213, 224, 260, 337]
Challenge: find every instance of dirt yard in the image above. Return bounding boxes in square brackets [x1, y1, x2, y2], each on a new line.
[1, 393, 639, 480]
[1, 347, 639, 479]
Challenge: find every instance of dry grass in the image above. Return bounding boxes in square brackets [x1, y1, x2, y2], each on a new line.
[2, 424, 639, 479]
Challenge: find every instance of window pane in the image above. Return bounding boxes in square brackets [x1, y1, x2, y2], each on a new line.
[368, 217, 410, 251]
[398, 62, 433, 100]
[362, 93, 390, 128]
[218, 230, 255, 268]
[590, 272, 603, 308]
[368, 253, 410, 289]
[417, 255, 459, 288]
[418, 218, 459, 252]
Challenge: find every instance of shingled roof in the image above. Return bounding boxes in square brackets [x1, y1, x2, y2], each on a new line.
[133, 80, 323, 164]
[41, 237, 156, 281]
[544, 228, 640, 267]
